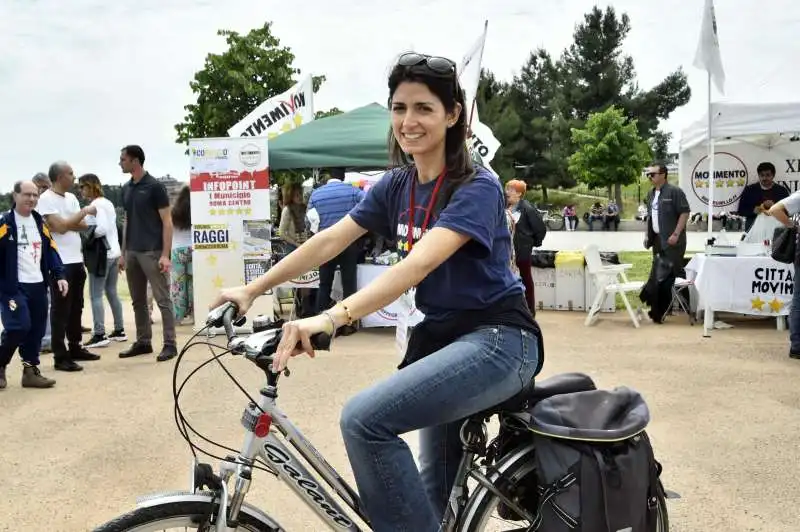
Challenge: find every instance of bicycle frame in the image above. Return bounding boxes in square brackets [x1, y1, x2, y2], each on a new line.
[212, 377, 480, 531]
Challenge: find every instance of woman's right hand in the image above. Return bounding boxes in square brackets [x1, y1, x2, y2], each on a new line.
[209, 285, 257, 317]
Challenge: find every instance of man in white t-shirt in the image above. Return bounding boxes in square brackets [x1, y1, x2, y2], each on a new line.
[37, 161, 101, 372]
[32, 172, 53, 353]
[0, 181, 69, 389]
[769, 193, 800, 360]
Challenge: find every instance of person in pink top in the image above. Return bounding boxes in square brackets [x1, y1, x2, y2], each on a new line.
[563, 204, 578, 231]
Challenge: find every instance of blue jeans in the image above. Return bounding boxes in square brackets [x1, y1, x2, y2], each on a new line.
[340, 325, 540, 531]
[791, 261, 800, 352]
[89, 257, 124, 336]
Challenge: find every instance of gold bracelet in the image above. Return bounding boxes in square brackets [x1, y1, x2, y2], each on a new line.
[337, 302, 353, 327]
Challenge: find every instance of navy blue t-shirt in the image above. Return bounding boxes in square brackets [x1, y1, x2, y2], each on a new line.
[349, 165, 525, 321]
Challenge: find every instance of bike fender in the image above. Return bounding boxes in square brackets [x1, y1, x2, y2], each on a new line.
[135, 490, 285, 530]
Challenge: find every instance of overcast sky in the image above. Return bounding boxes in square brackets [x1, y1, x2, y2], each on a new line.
[1, 0, 797, 191]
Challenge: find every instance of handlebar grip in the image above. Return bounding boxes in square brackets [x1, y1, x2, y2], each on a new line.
[308, 332, 332, 351]
[222, 304, 237, 340]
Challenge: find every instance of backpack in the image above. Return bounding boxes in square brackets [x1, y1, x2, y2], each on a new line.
[495, 385, 664, 531]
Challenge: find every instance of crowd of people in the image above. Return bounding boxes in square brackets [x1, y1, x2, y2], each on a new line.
[0, 145, 194, 390]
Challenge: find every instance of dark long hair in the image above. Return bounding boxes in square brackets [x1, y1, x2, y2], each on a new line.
[387, 54, 475, 206]
[282, 183, 306, 234]
[171, 185, 191, 230]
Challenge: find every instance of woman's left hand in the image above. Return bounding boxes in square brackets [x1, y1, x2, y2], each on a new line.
[272, 313, 333, 372]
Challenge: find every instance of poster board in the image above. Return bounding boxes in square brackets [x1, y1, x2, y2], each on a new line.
[189, 137, 273, 329]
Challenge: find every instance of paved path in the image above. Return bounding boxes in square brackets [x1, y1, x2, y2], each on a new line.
[1, 311, 798, 531]
[541, 229, 744, 252]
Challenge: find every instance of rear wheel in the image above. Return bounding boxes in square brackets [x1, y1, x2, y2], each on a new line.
[459, 446, 669, 531]
[93, 500, 280, 532]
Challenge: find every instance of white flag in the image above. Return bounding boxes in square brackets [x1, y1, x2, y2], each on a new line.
[228, 75, 315, 138]
[457, 21, 501, 174]
[458, 22, 487, 123]
[693, 0, 725, 94]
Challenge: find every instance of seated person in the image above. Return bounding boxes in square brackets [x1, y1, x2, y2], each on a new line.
[603, 199, 620, 230]
[586, 201, 604, 231]
[735, 162, 789, 231]
[562, 204, 578, 231]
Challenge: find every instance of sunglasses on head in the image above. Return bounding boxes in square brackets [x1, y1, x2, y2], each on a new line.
[397, 53, 456, 75]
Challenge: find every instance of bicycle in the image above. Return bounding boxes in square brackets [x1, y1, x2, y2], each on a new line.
[94, 302, 670, 531]
[536, 206, 565, 231]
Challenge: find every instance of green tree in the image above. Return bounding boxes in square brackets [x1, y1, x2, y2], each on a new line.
[174, 23, 325, 144]
[649, 130, 672, 162]
[315, 107, 344, 119]
[559, 6, 690, 143]
[568, 106, 651, 211]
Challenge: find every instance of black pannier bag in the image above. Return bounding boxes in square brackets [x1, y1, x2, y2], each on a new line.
[493, 383, 665, 531]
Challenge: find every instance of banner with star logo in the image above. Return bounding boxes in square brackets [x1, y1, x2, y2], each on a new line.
[189, 136, 274, 329]
[679, 142, 800, 215]
[227, 75, 315, 138]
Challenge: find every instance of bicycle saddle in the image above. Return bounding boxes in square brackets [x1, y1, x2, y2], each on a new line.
[475, 372, 597, 418]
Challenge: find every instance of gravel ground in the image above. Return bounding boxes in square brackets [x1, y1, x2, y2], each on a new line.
[1, 310, 798, 531]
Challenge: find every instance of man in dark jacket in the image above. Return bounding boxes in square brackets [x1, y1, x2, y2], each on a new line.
[643, 163, 690, 323]
[0, 181, 68, 389]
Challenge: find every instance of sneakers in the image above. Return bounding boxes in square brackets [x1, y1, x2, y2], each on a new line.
[21, 363, 56, 388]
[108, 329, 128, 342]
[119, 342, 154, 358]
[0, 366, 6, 389]
[85, 334, 111, 348]
[70, 346, 101, 361]
[54, 359, 83, 372]
[156, 345, 178, 362]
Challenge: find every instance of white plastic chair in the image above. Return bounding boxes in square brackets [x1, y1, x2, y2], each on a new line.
[583, 244, 645, 328]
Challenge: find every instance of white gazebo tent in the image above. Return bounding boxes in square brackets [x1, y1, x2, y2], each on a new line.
[678, 102, 800, 216]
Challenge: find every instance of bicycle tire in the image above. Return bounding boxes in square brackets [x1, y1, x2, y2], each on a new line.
[546, 212, 565, 231]
[93, 500, 281, 532]
[459, 444, 670, 531]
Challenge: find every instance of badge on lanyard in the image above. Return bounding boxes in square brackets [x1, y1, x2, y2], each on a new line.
[395, 289, 414, 356]
[395, 171, 444, 355]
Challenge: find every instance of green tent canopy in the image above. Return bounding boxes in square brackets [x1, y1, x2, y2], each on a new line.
[269, 103, 391, 170]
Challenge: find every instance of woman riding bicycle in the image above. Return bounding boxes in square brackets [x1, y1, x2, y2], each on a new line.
[212, 52, 544, 531]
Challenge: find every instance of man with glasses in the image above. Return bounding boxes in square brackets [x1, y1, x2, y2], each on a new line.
[735, 162, 789, 232]
[0, 181, 68, 389]
[643, 162, 690, 323]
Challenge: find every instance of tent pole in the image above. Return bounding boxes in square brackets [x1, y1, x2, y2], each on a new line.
[706, 72, 715, 240]
[703, 71, 715, 338]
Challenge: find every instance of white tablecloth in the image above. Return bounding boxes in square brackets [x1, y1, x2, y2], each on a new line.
[685, 254, 792, 316]
[685, 253, 792, 336]
[279, 264, 398, 328]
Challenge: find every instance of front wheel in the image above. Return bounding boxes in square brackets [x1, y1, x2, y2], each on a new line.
[546, 212, 565, 231]
[93, 499, 281, 532]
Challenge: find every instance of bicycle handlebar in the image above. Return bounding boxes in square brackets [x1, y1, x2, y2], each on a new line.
[206, 302, 331, 371]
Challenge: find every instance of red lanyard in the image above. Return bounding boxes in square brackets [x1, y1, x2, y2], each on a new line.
[407, 168, 447, 251]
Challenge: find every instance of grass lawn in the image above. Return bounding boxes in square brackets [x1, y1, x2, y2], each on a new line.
[527, 189, 641, 218]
